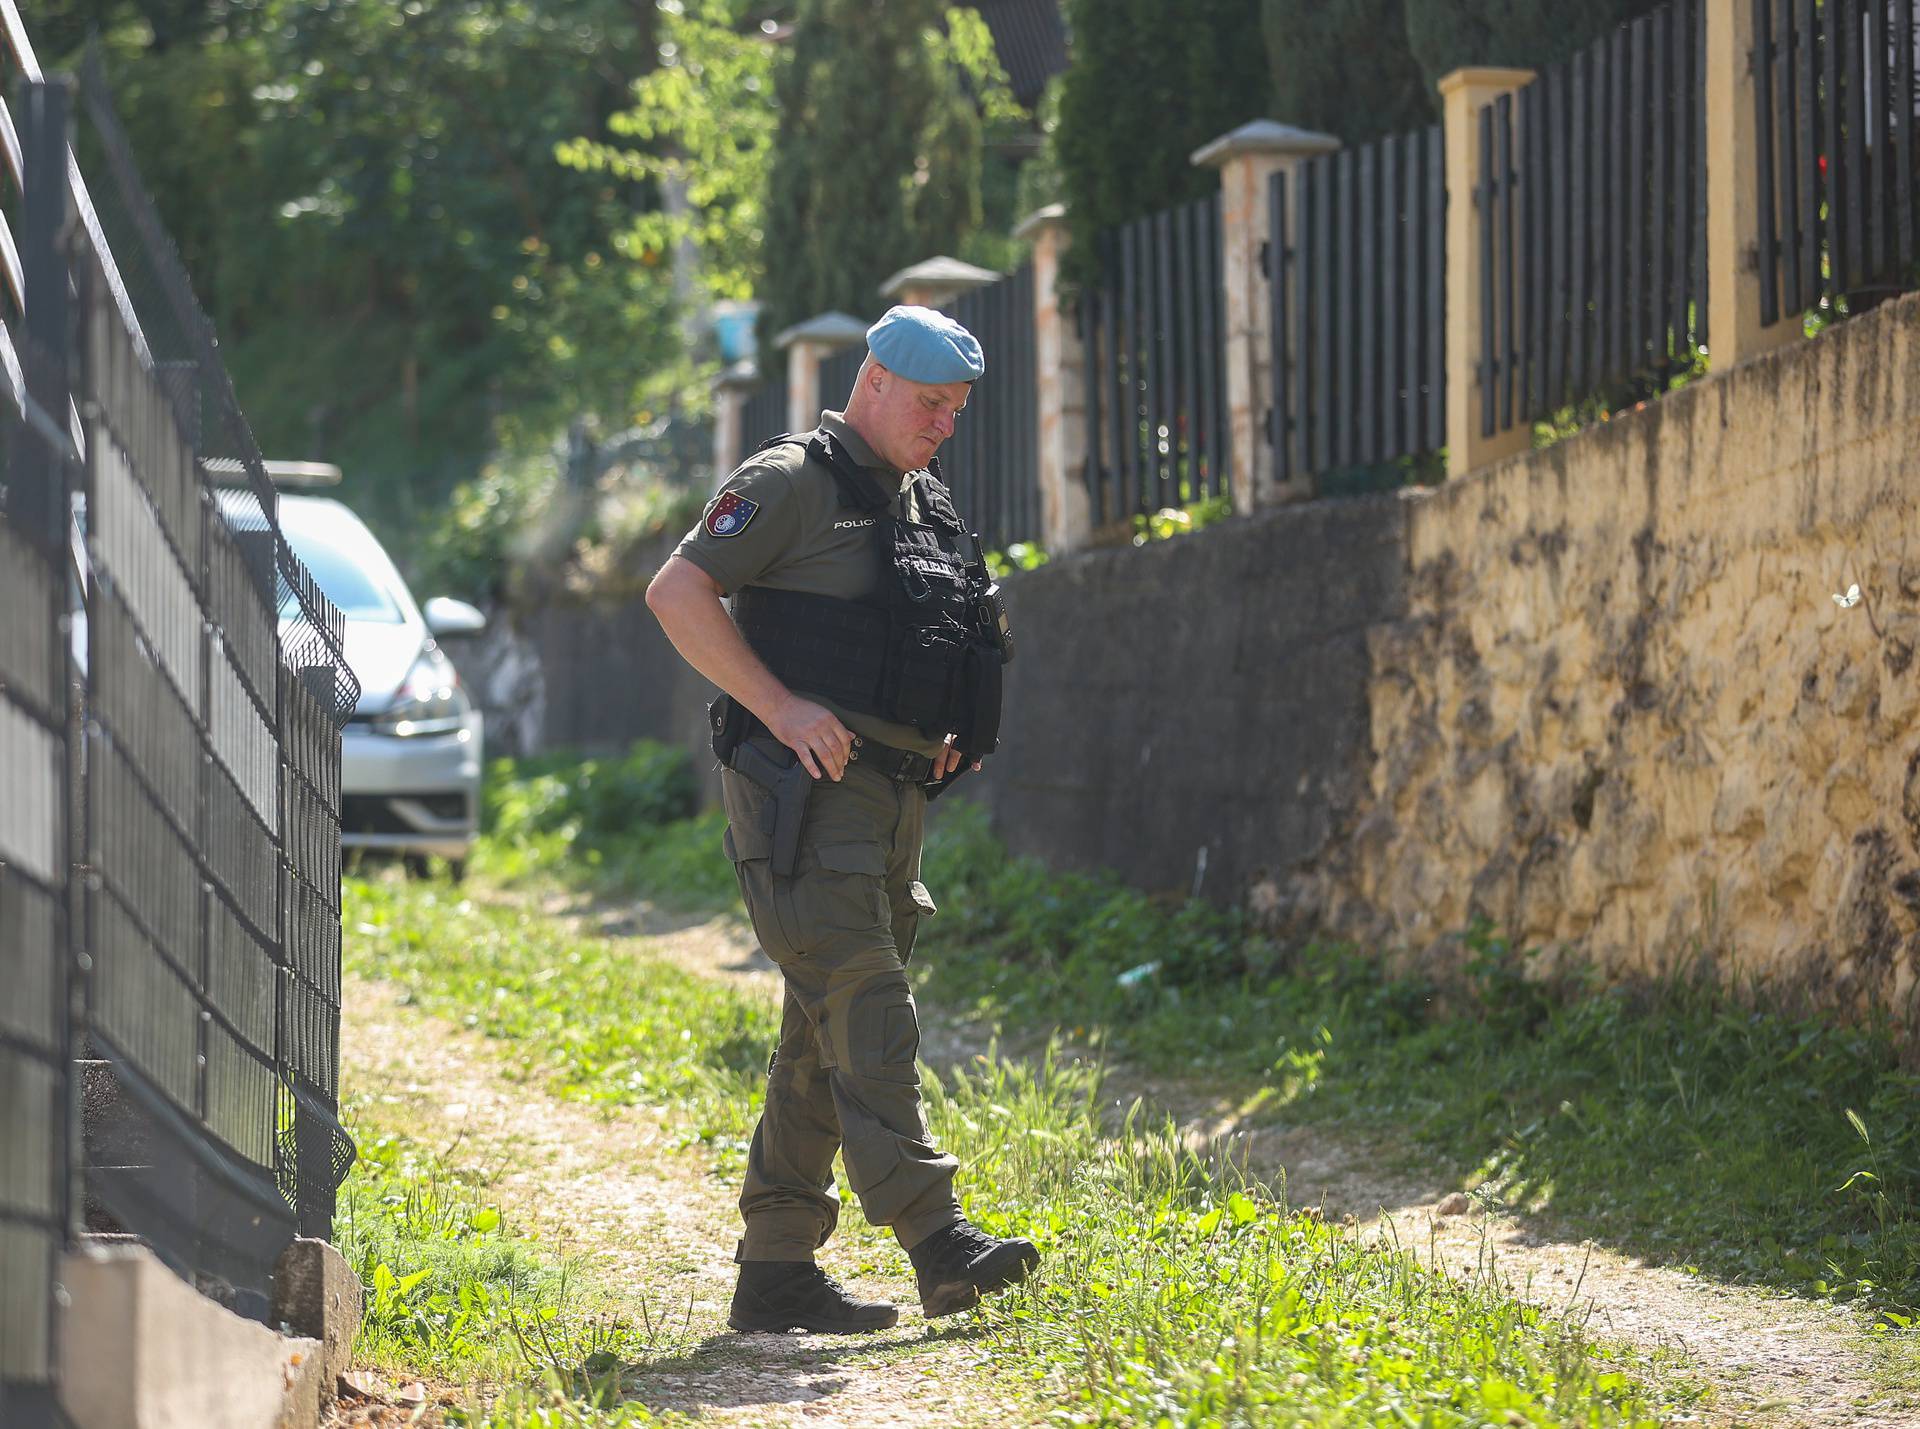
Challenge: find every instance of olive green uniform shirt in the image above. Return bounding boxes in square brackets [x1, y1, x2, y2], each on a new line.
[675, 410, 947, 759]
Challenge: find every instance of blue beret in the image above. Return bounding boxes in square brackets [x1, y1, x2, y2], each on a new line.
[866, 305, 985, 383]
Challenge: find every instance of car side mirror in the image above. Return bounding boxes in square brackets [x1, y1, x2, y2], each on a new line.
[423, 596, 487, 638]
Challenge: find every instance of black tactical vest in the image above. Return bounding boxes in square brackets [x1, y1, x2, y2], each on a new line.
[730, 427, 1007, 755]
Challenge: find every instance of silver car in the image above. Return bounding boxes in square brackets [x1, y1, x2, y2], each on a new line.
[223, 485, 486, 875]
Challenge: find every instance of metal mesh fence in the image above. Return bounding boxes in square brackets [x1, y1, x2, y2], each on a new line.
[0, 10, 358, 1389]
[66, 58, 359, 1314]
[0, 329, 79, 1425]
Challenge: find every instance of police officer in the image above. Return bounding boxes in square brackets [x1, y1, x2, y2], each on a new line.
[645, 306, 1037, 1333]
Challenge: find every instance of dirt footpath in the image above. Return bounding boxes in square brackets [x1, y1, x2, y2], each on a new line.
[341, 963, 1047, 1427]
[341, 893, 1920, 1427]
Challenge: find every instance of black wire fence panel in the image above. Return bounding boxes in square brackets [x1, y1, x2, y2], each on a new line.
[0, 339, 78, 1422]
[1080, 194, 1230, 526]
[1272, 125, 1446, 481]
[0, 74, 82, 1426]
[1480, 0, 1706, 433]
[1754, 0, 1920, 323]
[938, 262, 1039, 553]
[53, 55, 353, 1320]
[740, 378, 788, 454]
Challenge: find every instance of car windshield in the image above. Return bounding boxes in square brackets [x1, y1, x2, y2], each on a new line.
[280, 526, 405, 624]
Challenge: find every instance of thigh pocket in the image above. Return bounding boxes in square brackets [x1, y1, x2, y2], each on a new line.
[792, 842, 893, 949]
[724, 819, 802, 962]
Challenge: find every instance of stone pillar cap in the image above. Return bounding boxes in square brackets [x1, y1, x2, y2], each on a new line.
[1436, 65, 1537, 97]
[1191, 120, 1340, 169]
[1013, 203, 1068, 242]
[772, 311, 870, 351]
[878, 256, 1002, 302]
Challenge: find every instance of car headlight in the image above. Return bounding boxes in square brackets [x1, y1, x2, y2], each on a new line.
[372, 646, 472, 736]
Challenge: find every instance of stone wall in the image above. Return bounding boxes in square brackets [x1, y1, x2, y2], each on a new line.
[981, 291, 1920, 1019]
[1311, 292, 1920, 1015]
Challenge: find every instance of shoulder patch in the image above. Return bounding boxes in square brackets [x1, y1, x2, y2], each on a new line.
[705, 490, 760, 538]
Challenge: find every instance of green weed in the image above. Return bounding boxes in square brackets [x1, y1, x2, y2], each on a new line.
[335, 1116, 667, 1384]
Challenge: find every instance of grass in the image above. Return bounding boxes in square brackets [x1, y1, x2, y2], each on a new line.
[911, 805, 1920, 1318]
[332, 1103, 684, 1425]
[343, 866, 1699, 1426]
[333, 740, 1920, 1420]
[345, 880, 773, 1158]
[466, 741, 1920, 1322]
[330, 749, 1728, 1429]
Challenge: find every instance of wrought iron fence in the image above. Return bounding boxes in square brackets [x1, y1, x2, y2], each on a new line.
[1270, 124, 1446, 482]
[740, 375, 787, 452]
[1479, 0, 1707, 433]
[0, 11, 356, 1409]
[1753, 0, 1920, 325]
[1079, 193, 1230, 527]
[935, 262, 1039, 554]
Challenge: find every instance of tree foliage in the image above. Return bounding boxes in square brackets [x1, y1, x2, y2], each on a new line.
[70, 0, 674, 539]
[1054, 0, 1270, 284]
[1260, 0, 1436, 145]
[1401, 0, 1670, 91]
[757, 1, 1001, 346]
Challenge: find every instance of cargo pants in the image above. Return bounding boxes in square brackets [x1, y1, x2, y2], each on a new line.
[720, 737, 961, 1262]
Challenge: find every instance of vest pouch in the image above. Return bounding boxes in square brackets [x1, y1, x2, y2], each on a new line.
[887, 621, 966, 733]
[956, 641, 1003, 756]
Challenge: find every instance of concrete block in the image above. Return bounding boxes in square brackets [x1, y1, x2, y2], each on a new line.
[272, 1237, 362, 1389]
[57, 1242, 323, 1429]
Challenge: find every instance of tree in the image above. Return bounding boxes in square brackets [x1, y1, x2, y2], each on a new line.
[1260, 0, 1435, 146]
[71, 0, 668, 541]
[1401, 0, 1669, 92]
[757, 0, 989, 346]
[1054, 0, 1270, 283]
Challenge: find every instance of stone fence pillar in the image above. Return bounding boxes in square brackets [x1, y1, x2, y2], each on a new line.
[773, 311, 870, 433]
[710, 360, 756, 487]
[1438, 67, 1535, 478]
[1191, 120, 1340, 514]
[1704, 0, 1799, 368]
[1015, 205, 1091, 554]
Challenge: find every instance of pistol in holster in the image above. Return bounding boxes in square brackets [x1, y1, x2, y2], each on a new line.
[709, 695, 811, 878]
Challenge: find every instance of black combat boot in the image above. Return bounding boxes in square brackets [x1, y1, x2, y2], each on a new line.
[907, 1219, 1041, 1319]
[728, 1260, 900, 1334]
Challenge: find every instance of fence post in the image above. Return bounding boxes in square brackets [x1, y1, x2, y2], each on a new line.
[1704, 0, 1795, 367]
[711, 360, 756, 485]
[1192, 120, 1339, 514]
[775, 311, 870, 432]
[880, 256, 1001, 310]
[1438, 67, 1535, 477]
[1015, 205, 1090, 554]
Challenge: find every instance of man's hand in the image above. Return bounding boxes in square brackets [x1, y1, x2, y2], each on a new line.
[932, 733, 982, 782]
[768, 695, 856, 781]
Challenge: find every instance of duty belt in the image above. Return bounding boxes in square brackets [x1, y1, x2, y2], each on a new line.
[846, 736, 935, 785]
